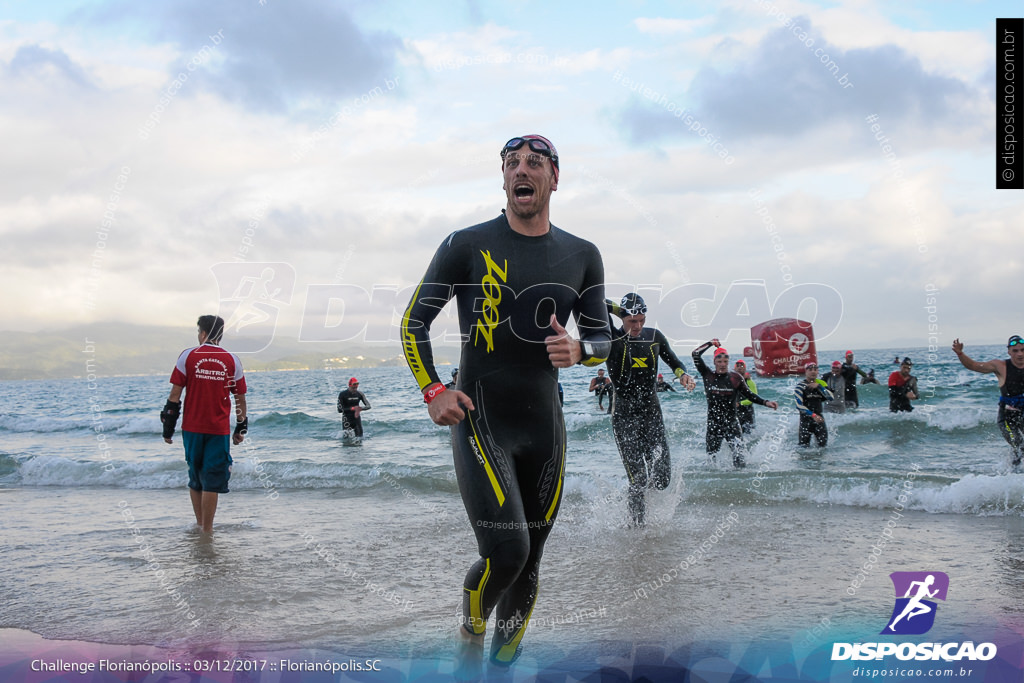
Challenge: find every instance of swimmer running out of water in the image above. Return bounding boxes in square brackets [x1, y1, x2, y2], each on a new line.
[953, 336, 1024, 467]
[401, 134, 611, 673]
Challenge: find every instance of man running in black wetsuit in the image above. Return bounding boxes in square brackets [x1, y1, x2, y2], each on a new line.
[605, 293, 696, 526]
[401, 134, 610, 672]
[795, 362, 834, 446]
[655, 373, 676, 393]
[692, 340, 777, 467]
[840, 350, 868, 408]
[953, 336, 1024, 467]
[337, 377, 371, 437]
[824, 361, 846, 414]
[589, 368, 613, 411]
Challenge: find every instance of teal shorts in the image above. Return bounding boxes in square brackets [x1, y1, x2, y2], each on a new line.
[182, 431, 232, 493]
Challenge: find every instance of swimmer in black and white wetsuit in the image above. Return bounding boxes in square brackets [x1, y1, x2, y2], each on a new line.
[795, 361, 834, 447]
[401, 134, 610, 671]
[953, 336, 1024, 467]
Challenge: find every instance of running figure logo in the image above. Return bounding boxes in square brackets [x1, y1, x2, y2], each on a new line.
[210, 262, 296, 352]
[881, 571, 949, 635]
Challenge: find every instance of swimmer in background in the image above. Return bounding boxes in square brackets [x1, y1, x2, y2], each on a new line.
[691, 340, 778, 468]
[888, 358, 918, 413]
[823, 361, 846, 414]
[795, 362, 833, 447]
[589, 368, 613, 412]
[337, 377, 371, 437]
[840, 350, 869, 407]
[733, 360, 757, 434]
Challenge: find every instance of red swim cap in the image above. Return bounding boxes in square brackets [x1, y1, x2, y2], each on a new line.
[714, 347, 729, 357]
[348, 377, 358, 385]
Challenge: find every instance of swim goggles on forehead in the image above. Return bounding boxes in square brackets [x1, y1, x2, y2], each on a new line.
[500, 137, 559, 168]
[1010, 336, 1024, 347]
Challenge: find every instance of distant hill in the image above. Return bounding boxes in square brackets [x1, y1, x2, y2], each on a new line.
[0, 322, 458, 380]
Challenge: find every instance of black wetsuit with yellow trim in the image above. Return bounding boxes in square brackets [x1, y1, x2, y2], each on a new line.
[605, 302, 689, 526]
[999, 360, 1024, 466]
[401, 212, 610, 664]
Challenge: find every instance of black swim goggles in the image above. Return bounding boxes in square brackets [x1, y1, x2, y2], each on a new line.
[500, 137, 559, 169]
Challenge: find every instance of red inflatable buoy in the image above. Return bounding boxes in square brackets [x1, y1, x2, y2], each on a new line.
[750, 318, 817, 377]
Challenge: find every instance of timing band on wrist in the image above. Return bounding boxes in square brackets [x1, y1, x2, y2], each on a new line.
[424, 384, 447, 404]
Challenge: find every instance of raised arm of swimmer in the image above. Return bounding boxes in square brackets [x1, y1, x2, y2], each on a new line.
[953, 338, 1007, 379]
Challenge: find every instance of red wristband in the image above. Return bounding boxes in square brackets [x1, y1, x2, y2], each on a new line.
[424, 384, 447, 404]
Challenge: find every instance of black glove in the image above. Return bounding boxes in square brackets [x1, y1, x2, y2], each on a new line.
[233, 416, 248, 439]
[160, 401, 181, 440]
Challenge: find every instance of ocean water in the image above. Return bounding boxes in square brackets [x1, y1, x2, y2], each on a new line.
[2, 346, 1023, 680]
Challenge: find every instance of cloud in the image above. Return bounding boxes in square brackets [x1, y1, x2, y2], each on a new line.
[634, 17, 715, 35]
[7, 44, 93, 88]
[86, 0, 403, 113]
[616, 16, 977, 144]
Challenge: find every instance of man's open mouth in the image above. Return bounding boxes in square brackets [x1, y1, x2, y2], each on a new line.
[514, 184, 535, 198]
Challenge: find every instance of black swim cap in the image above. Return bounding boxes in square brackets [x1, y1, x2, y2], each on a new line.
[620, 293, 647, 315]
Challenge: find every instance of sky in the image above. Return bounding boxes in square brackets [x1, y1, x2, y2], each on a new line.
[1, 0, 1021, 354]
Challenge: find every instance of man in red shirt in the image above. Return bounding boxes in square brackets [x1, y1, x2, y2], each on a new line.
[888, 357, 918, 413]
[160, 315, 248, 532]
